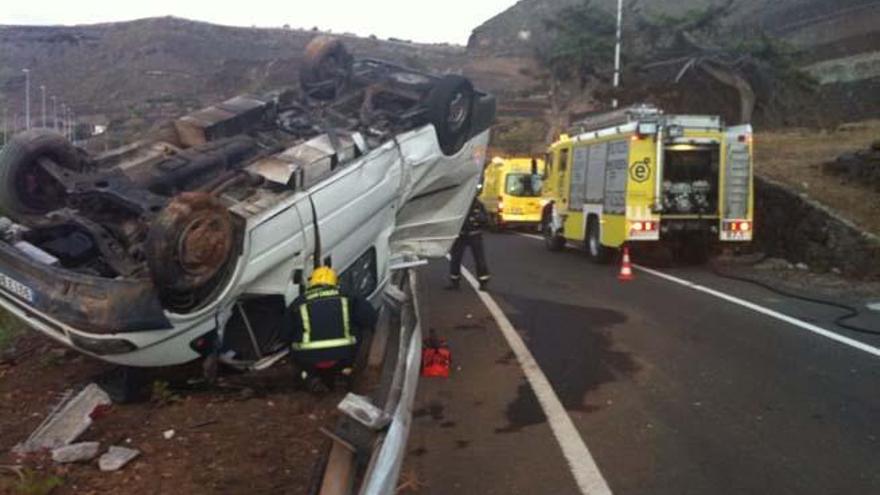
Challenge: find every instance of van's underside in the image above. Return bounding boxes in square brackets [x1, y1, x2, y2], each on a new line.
[0, 38, 495, 341]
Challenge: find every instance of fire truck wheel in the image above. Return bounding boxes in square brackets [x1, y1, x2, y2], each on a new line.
[586, 216, 613, 264]
[0, 130, 83, 219]
[542, 215, 565, 251]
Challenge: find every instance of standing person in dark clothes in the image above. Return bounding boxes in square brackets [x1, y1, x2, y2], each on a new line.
[448, 196, 491, 290]
[284, 266, 378, 393]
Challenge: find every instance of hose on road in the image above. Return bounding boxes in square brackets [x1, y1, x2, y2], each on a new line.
[709, 261, 880, 336]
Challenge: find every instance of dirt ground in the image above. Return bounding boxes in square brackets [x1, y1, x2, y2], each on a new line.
[0, 332, 338, 495]
[755, 119, 880, 236]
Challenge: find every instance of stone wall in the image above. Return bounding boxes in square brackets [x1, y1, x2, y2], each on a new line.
[755, 176, 880, 279]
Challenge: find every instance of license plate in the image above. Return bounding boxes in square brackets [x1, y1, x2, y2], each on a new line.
[509, 208, 523, 214]
[0, 272, 35, 303]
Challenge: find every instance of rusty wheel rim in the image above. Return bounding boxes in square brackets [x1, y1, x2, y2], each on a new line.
[177, 211, 233, 277]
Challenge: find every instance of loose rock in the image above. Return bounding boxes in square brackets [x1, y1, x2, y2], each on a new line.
[99, 446, 141, 472]
[52, 441, 101, 463]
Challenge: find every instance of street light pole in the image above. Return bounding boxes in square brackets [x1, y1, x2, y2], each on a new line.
[40, 85, 46, 129]
[612, 0, 623, 109]
[22, 68, 31, 130]
[51, 96, 58, 132]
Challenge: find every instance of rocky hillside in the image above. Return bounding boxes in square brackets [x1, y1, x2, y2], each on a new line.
[1, 4, 877, 144]
[466, 0, 880, 124]
[0, 17, 467, 143]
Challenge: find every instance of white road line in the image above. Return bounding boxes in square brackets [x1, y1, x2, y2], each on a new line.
[514, 232, 880, 358]
[458, 265, 613, 495]
[633, 264, 880, 358]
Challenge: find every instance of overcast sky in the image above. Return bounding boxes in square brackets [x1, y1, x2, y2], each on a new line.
[1, 0, 519, 44]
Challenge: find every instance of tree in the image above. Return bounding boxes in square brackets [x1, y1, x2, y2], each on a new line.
[631, 2, 815, 124]
[535, 0, 617, 140]
[535, 0, 815, 127]
[539, 0, 617, 88]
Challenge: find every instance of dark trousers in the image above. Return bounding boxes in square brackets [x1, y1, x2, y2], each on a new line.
[449, 233, 490, 283]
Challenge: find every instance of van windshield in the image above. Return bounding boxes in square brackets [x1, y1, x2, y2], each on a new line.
[505, 173, 542, 197]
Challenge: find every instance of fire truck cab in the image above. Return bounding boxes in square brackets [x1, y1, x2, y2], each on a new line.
[541, 104, 753, 262]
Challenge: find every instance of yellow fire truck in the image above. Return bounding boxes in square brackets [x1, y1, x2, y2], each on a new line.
[480, 156, 546, 229]
[541, 105, 753, 262]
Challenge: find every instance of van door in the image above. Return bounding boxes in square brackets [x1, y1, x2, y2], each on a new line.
[720, 125, 753, 241]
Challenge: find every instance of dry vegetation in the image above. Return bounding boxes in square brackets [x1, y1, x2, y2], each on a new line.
[755, 119, 880, 236]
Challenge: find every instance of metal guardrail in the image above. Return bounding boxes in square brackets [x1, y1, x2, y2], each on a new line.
[359, 269, 422, 495]
[317, 268, 422, 495]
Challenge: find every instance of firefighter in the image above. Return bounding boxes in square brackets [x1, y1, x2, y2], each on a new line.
[285, 266, 378, 393]
[448, 196, 491, 290]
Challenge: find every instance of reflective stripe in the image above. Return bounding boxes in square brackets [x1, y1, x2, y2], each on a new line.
[341, 297, 351, 340]
[299, 304, 313, 345]
[292, 336, 357, 351]
[295, 293, 355, 351]
[306, 288, 340, 300]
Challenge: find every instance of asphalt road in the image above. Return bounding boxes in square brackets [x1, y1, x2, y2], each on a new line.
[407, 232, 880, 494]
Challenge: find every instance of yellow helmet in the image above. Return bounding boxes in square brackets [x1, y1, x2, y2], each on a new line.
[309, 266, 338, 287]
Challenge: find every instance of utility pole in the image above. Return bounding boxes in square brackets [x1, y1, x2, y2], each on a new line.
[51, 96, 58, 132]
[40, 85, 46, 129]
[2, 107, 6, 146]
[22, 68, 31, 129]
[612, 0, 623, 109]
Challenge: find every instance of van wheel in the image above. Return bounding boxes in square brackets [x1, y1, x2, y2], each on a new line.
[300, 36, 353, 100]
[542, 216, 565, 251]
[586, 217, 613, 264]
[425, 75, 474, 155]
[0, 130, 84, 219]
[146, 192, 236, 311]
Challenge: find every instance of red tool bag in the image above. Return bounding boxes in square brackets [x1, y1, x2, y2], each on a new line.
[421, 336, 451, 378]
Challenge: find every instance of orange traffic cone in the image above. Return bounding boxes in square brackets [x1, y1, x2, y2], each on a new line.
[618, 246, 634, 282]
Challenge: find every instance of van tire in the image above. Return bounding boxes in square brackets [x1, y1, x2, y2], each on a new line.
[0, 130, 83, 219]
[425, 75, 474, 155]
[586, 216, 613, 264]
[300, 36, 353, 100]
[146, 192, 236, 310]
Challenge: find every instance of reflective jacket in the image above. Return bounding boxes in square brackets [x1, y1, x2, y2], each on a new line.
[285, 285, 377, 352]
